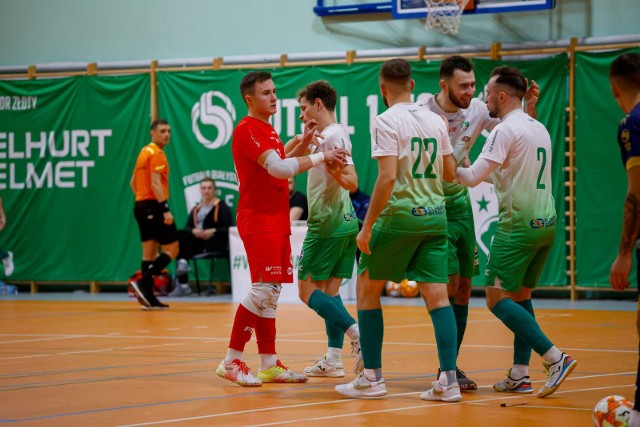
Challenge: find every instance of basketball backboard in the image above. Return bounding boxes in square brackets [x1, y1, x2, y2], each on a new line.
[392, 0, 556, 19]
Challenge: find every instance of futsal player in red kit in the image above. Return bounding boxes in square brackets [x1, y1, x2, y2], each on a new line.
[216, 71, 348, 386]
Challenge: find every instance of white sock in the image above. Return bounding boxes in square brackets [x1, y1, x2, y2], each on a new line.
[510, 364, 529, 379]
[346, 323, 360, 340]
[259, 353, 277, 370]
[364, 368, 378, 382]
[327, 347, 342, 360]
[225, 348, 243, 364]
[541, 346, 563, 364]
[443, 370, 456, 386]
[628, 409, 640, 427]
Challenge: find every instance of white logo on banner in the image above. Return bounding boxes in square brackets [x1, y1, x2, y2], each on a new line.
[469, 182, 499, 258]
[191, 91, 236, 150]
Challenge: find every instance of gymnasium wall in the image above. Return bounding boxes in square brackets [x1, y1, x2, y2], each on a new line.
[0, 0, 638, 67]
[0, 1, 638, 289]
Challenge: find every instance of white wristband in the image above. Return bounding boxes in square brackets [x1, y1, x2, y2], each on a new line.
[308, 152, 324, 166]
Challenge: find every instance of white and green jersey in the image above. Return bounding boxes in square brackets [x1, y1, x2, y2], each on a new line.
[417, 95, 499, 218]
[371, 102, 453, 235]
[307, 123, 359, 238]
[478, 109, 556, 242]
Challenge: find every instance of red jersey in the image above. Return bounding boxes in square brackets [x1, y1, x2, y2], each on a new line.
[232, 116, 290, 238]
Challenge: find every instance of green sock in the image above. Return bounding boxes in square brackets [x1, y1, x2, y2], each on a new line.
[429, 306, 457, 372]
[452, 303, 468, 353]
[358, 308, 383, 370]
[308, 289, 355, 334]
[491, 298, 553, 356]
[514, 299, 535, 366]
[325, 295, 351, 349]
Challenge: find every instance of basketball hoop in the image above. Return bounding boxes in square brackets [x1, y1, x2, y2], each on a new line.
[424, 0, 470, 35]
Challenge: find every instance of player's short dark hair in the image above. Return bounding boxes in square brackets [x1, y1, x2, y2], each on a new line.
[380, 58, 412, 87]
[297, 80, 338, 111]
[440, 55, 474, 79]
[200, 177, 217, 190]
[240, 71, 273, 98]
[490, 66, 527, 99]
[150, 119, 169, 130]
[610, 52, 640, 91]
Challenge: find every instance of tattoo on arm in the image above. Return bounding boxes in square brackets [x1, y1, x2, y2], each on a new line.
[619, 192, 640, 254]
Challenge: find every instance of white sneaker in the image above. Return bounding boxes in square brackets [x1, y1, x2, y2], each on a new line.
[176, 258, 191, 274]
[335, 371, 387, 398]
[3, 251, 13, 276]
[420, 373, 462, 402]
[537, 353, 577, 398]
[216, 359, 262, 387]
[304, 355, 345, 377]
[493, 369, 534, 393]
[169, 283, 192, 297]
[351, 338, 363, 373]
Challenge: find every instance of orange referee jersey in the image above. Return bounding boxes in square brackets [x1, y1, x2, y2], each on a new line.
[133, 142, 170, 202]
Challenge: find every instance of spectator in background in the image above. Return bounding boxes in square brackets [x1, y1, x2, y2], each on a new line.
[289, 177, 308, 222]
[170, 177, 233, 297]
[349, 187, 370, 226]
[0, 197, 14, 276]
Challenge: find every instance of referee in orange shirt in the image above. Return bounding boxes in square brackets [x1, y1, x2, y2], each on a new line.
[129, 119, 178, 309]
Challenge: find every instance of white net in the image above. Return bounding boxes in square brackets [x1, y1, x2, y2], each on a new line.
[424, 0, 470, 35]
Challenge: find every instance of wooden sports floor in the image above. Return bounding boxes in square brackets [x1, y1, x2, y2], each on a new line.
[0, 297, 636, 426]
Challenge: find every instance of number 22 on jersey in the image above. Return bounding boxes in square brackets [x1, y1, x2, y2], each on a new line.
[411, 137, 438, 179]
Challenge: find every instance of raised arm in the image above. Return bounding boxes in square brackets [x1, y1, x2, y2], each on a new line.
[524, 79, 539, 120]
[455, 158, 499, 187]
[327, 164, 358, 193]
[257, 148, 347, 179]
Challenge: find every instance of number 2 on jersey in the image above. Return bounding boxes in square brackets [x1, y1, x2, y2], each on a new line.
[536, 147, 547, 190]
[411, 137, 437, 179]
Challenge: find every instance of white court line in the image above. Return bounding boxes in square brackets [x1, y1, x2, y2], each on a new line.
[0, 341, 203, 362]
[115, 381, 635, 427]
[0, 332, 635, 354]
[0, 335, 84, 345]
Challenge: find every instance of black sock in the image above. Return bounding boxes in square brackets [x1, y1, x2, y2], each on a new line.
[141, 261, 152, 274]
[144, 253, 172, 278]
[177, 272, 189, 284]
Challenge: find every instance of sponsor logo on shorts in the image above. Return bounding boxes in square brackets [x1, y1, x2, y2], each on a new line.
[344, 212, 356, 222]
[265, 266, 282, 274]
[287, 267, 293, 275]
[411, 206, 446, 216]
[529, 216, 556, 229]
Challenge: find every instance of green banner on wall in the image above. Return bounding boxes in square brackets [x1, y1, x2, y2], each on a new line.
[158, 57, 568, 287]
[575, 48, 640, 288]
[0, 74, 150, 281]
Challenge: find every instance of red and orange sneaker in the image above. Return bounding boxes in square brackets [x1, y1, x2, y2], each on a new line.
[216, 359, 262, 387]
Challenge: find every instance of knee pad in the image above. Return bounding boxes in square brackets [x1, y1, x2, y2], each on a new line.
[241, 283, 282, 317]
[261, 283, 282, 319]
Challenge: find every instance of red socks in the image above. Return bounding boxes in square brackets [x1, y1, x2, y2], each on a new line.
[228, 304, 259, 351]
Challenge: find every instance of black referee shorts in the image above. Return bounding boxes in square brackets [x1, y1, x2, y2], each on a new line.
[134, 200, 178, 245]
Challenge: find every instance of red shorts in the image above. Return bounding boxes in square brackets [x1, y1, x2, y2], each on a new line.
[242, 233, 293, 283]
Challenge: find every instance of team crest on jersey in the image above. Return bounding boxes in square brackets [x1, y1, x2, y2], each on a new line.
[622, 129, 631, 152]
[460, 121, 470, 132]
